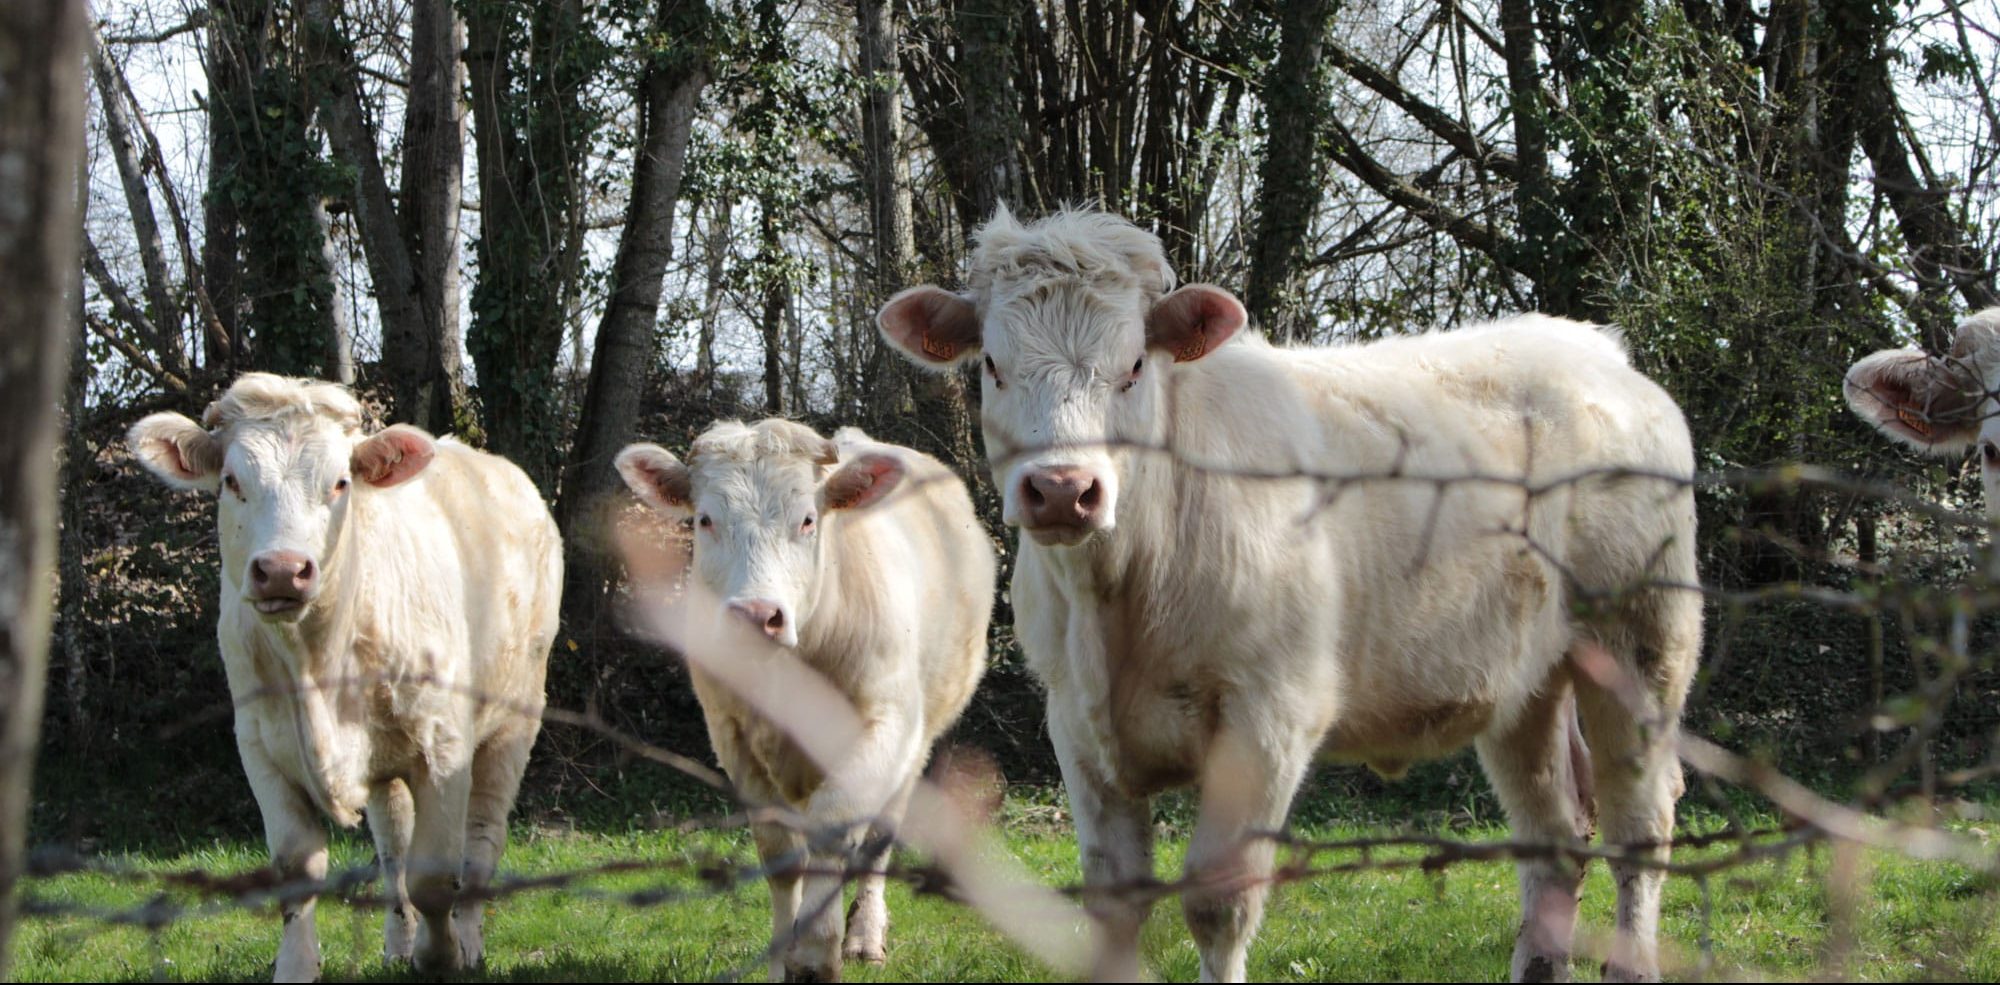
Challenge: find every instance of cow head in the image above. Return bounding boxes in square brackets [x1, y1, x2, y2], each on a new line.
[876, 206, 1244, 547]
[1845, 308, 2000, 515]
[128, 373, 435, 621]
[616, 420, 907, 648]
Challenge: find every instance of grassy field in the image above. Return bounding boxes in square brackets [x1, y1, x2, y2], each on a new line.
[14, 790, 2000, 983]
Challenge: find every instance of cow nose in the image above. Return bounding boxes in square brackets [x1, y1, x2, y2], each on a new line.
[249, 550, 316, 599]
[1021, 467, 1103, 529]
[727, 599, 788, 642]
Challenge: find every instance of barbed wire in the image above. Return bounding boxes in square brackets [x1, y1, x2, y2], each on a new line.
[22, 449, 2000, 982]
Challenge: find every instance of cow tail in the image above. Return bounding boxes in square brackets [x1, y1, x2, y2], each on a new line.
[1566, 690, 1596, 840]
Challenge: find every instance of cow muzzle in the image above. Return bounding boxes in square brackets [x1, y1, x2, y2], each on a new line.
[726, 597, 797, 647]
[1018, 466, 1110, 546]
[247, 549, 317, 617]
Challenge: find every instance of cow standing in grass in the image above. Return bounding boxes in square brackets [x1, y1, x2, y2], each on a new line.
[878, 208, 1702, 983]
[616, 420, 994, 982]
[128, 375, 562, 982]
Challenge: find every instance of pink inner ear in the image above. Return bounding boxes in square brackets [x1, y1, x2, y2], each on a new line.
[636, 459, 691, 507]
[1148, 284, 1247, 362]
[157, 436, 205, 481]
[353, 426, 436, 488]
[880, 286, 979, 365]
[824, 454, 904, 510]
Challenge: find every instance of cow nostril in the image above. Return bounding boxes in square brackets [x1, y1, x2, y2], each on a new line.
[766, 610, 785, 632]
[1077, 481, 1101, 512]
[297, 559, 315, 583]
[251, 561, 269, 586]
[1022, 479, 1046, 508]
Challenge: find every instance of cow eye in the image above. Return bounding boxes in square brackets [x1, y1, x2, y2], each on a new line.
[983, 354, 1005, 389]
[223, 474, 242, 498]
[697, 514, 713, 530]
[1120, 357, 1143, 393]
[801, 514, 816, 534]
[333, 477, 351, 495]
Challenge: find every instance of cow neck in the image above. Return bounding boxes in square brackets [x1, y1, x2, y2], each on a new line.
[286, 496, 365, 675]
[794, 509, 880, 661]
[248, 491, 371, 826]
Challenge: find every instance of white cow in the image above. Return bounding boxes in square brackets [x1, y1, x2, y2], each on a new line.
[879, 208, 1702, 983]
[127, 374, 561, 981]
[1845, 307, 2000, 515]
[615, 420, 994, 982]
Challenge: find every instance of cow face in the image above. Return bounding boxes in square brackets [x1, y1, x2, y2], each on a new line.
[1845, 308, 2000, 516]
[617, 420, 906, 648]
[128, 374, 434, 621]
[877, 208, 1245, 547]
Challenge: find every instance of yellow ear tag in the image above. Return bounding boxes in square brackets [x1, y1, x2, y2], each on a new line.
[1173, 334, 1207, 362]
[1897, 406, 1935, 437]
[921, 330, 958, 362]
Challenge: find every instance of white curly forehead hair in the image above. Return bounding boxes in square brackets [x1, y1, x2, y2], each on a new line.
[687, 419, 838, 469]
[967, 205, 1177, 309]
[201, 372, 364, 434]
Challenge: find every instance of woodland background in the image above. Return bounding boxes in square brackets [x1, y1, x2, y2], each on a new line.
[32, 0, 2000, 852]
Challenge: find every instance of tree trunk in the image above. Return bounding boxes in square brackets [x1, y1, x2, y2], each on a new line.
[57, 283, 90, 746]
[311, 196, 354, 384]
[698, 199, 728, 386]
[760, 206, 788, 415]
[557, 0, 711, 630]
[465, 0, 596, 489]
[856, 0, 918, 421]
[954, 0, 1026, 231]
[1245, 0, 1335, 342]
[1499, 0, 1558, 305]
[201, 0, 255, 371]
[88, 22, 187, 379]
[207, 0, 344, 379]
[0, 0, 83, 972]
[397, 0, 473, 433]
[301, 0, 447, 409]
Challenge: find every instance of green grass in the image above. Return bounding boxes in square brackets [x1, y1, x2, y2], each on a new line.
[14, 795, 2000, 983]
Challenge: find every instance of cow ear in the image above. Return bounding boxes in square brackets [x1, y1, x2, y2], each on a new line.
[820, 452, 906, 512]
[1844, 348, 1986, 454]
[351, 425, 436, 488]
[128, 412, 222, 491]
[616, 443, 693, 511]
[1147, 284, 1246, 363]
[878, 286, 981, 370]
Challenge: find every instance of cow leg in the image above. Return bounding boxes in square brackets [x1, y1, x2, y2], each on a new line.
[791, 713, 924, 982]
[1478, 675, 1593, 983]
[1182, 722, 1312, 984]
[366, 779, 416, 964]
[754, 818, 809, 982]
[243, 745, 328, 984]
[455, 731, 535, 969]
[1049, 711, 1154, 983]
[843, 773, 915, 965]
[1574, 656, 1690, 980]
[407, 764, 474, 975]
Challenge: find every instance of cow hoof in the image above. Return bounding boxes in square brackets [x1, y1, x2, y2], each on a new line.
[383, 905, 417, 963]
[412, 939, 467, 977]
[782, 962, 839, 982]
[1519, 955, 1561, 982]
[271, 954, 321, 983]
[1599, 961, 1659, 984]
[840, 939, 885, 964]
